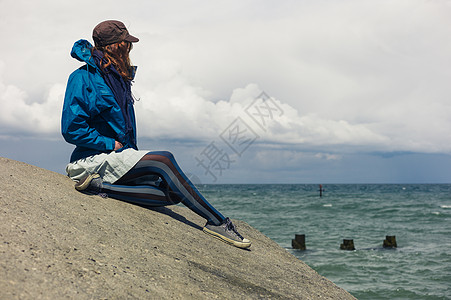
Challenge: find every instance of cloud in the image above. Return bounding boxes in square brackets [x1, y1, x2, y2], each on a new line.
[0, 62, 64, 136]
[1, 0, 450, 157]
[134, 81, 393, 152]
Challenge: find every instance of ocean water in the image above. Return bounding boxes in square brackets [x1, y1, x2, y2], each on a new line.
[200, 184, 451, 300]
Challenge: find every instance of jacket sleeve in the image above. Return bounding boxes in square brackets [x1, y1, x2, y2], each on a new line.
[61, 70, 116, 151]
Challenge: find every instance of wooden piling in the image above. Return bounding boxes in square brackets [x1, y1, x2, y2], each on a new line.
[340, 239, 355, 250]
[292, 234, 306, 250]
[383, 235, 397, 248]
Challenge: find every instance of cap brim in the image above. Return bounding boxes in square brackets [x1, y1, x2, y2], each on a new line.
[124, 34, 139, 43]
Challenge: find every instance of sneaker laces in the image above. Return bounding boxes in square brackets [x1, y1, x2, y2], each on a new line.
[224, 218, 244, 240]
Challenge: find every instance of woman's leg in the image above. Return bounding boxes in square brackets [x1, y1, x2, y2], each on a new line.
[81, 151, 250, 248]
[104, 151, 226, 226]
[100, 182, 176, 207]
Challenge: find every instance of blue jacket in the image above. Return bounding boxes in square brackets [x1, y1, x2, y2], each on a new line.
[62, 39, 138, 162]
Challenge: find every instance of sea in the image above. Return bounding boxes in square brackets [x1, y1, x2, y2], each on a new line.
[199, 184, 451, 300]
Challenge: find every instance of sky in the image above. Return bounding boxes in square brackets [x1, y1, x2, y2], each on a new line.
[1, 0, 451, 184]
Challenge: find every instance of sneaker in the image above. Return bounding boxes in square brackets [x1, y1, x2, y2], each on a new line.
[203, 217, 251, 249]
[74, 173, 104, 196]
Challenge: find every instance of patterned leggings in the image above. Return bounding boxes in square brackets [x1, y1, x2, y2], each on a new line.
[101, 151, 225, 225]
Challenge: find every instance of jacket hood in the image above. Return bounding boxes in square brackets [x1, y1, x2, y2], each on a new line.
[71, 39, 96, 67]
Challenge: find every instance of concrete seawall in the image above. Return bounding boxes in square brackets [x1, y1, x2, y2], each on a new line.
[0, 157, 356, 299]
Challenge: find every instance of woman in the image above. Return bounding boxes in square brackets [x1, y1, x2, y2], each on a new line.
[61, 20, 251, 249]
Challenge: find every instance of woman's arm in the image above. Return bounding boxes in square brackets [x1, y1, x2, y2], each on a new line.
[61, 70, 116, 151]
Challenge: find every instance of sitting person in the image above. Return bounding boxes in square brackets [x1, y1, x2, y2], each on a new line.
[61, 20, 251, 249]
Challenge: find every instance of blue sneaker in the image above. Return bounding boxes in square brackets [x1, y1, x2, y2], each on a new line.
[74, 173, 104, 196]
[203, 218, 251, 249]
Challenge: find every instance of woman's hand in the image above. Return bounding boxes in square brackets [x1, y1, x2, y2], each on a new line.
[114, 141, 124, 151]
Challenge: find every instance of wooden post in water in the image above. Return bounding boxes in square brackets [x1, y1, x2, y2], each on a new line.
[340, 239, 355, 250]
[319, 184, 323, 197]
[292, 234, 306, 250]
[383, 235, 397, 248]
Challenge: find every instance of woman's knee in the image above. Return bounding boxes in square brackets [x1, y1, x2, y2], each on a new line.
[159, 151, 174, 159]
[142, 151, 176, 167]
[146, 151, 174, 160]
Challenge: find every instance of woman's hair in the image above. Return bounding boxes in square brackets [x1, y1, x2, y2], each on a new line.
[93, 41, 133, 80]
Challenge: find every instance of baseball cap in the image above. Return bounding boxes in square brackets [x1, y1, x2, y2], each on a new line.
[92, 20, 139, 47]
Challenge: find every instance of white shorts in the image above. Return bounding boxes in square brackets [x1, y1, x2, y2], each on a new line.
[66, 148, 149, 184]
